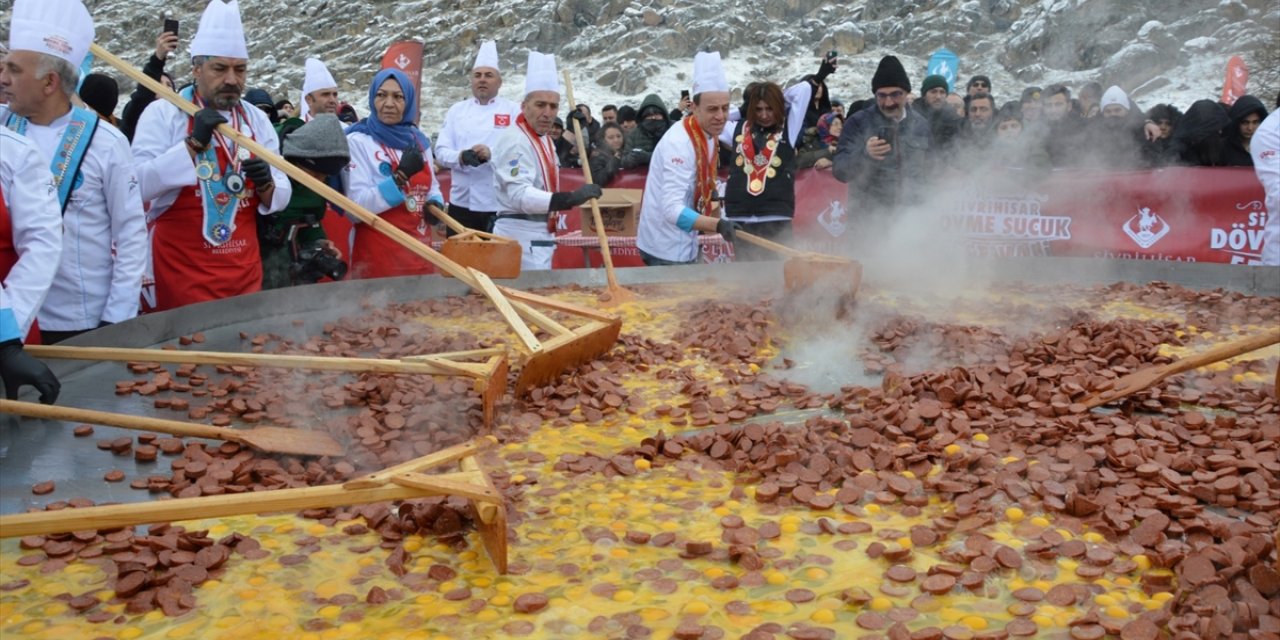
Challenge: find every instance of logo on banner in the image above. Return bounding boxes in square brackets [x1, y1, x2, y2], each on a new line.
[939, 192, 1070, 256]
[494, 114, 510, 127]
[815, 200, 847, 237]
[394, 54, 411, 70]
[1209, 201, 1269, 264]
[1122, 207, 1169, 249]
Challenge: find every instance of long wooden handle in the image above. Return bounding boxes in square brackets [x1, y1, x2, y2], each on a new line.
[562, 72, 623, 291]
[0, 399, 239, 443]
[1159, 328, 1280, 377]
[736, 230, 806, 258]
[0, 478, 431, 539]
[26, 344, 483, 377]
[426, 203, 515, 243]
[426, 202, 469, 235]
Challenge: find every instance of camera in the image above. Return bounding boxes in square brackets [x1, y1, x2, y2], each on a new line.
[291, 241, 347, 284]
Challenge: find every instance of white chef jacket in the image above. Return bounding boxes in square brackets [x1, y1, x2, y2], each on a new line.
[490, 124, 558, 270]
[635, 122, 719, 263]
[132, 97, 291, 220]
[343, 132, 444, 216]
[0, 128, 62, 340]
[1, 107, 148, 331]
[1252, 110, 1279, 266]
[435, 96, 520, 212]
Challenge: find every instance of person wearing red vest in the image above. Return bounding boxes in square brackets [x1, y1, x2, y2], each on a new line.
[343, 68, 443, 280]
[131, 0, 290, 312]
[0, 127, 62, 403]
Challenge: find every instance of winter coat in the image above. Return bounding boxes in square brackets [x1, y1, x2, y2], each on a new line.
[832, 104, 933, 213]
[1170, 100, 1230, 167]
[1223, 95, 1268, 167]
[622, 94, 671, 169]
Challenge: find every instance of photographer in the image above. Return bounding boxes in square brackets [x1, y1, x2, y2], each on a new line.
[259, 115, 350, 289]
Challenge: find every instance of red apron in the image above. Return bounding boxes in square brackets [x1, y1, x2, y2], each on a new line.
[349, 170, 437, 280]
[0, 183, 41, 343]
[149, 185, 261, 312]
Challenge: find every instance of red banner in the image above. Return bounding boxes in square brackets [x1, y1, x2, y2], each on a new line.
[380, 41, 424, 124]
[1220, 55, 1249, 107]
[320, 166, 1270, 272]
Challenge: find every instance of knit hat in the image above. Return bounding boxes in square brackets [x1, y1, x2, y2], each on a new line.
[78, 73, 118, 119]
[282, 114, 350, 176]
[1099, 86, 1130, 112]
[617, 105, 637, 123]
[967, 75, 991, 90]
[870, 55, 910, 93]
[1020, 86, 1042, 103]
[921, 74, 949, 94]
[244, 87, 273, 107]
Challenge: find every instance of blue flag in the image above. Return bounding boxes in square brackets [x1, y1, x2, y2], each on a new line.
[927, 48, 960, 92]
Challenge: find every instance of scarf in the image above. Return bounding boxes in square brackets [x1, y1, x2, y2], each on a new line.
[346, 68, 430, 151]
[516, 114, 559, 192]
[683, 114, 718, 216]
[817, 112, 841, 145]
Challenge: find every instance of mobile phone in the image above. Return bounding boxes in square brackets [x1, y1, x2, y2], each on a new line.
[827, 50, 838, 60]
[163, 17, 180, 37]
[878, 127, 895, 145]
[681, 89, 690, 99]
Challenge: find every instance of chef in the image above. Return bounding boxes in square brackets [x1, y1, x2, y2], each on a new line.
[635, 51, 736, 265]
[343, 67, 444, 279]
[0, 127, 62, 403]
[434, 41, 520, 235]
[1, 0, 147, 342]
[490, 51, 601, 270]
[132, 0, 291, 312]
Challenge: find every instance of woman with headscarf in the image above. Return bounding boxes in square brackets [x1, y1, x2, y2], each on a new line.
[344, 68, 444, 279]
[796, 112, 842, 169]
[1223, 95, 1268, 167]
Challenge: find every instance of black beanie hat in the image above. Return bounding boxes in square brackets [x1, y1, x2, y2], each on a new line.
[921, 75, 949, 94]
[79, 73, 119, 119]
[871, 56, 911, 93]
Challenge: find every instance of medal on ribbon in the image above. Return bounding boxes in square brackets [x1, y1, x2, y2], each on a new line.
[738, 123, 780, 196]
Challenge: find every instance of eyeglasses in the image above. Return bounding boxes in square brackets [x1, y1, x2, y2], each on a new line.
[874, 90, 906, 101]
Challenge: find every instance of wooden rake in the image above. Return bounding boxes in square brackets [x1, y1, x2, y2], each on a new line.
[0, 437, 511, 573]
[28, 344, 508, 433]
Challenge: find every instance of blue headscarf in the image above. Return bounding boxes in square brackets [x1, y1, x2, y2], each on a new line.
[346, 68, 430, 151]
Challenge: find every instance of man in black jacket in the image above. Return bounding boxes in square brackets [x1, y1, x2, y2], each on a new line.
[832, 55, 932, 235]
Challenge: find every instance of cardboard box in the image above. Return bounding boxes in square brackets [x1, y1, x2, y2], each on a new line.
[581, 188, 642, 237]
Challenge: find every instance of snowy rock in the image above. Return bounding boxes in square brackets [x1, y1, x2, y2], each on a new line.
[1182, 37, 1218, 54]
[1101, 42, 1173, 90]
[1216, 0, 1247, 20]
[641, 9, 664, 26]
[820, 23, 867, 56]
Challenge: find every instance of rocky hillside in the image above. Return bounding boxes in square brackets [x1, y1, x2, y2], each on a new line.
[5, 0, 1278, 126]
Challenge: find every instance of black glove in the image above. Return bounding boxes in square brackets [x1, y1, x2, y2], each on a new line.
[0, 340, 60, 404]
[817, 51, 838, 82]
[191, 108, 227, 148]
[395, 148, 426, 185]
[548, 184, 604, 211]
[569, 110, 588, 127]
[241, 157, 273, 191]
[716, 218, 740, 243]
[459, 149, 485, 167]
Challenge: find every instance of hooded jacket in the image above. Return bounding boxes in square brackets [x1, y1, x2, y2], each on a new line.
[622, 94, 671, 169]
[1223, 95, 1268, 167]
[1171, 100, 1230, 167]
